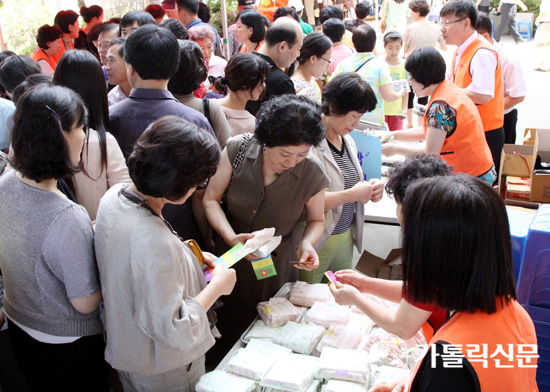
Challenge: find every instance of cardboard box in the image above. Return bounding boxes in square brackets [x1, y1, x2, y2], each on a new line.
[355, 249, 402, 281]
[505, 176, 531, 201]
[524, 128, 550, 146]
[498, 144, 534, 197]
[530, 129, 550, 203]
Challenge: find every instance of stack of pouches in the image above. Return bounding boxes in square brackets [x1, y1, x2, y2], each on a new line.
[226, 339, 291, 381]
[304, 302, 352, 329]
[289, 282, 332, 307]
[260, 353, 320, 391]
[273, 321, 326, 355]
[257, 298, 302, 327]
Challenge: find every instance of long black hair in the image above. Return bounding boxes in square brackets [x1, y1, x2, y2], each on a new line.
[53, 50, 110, 178]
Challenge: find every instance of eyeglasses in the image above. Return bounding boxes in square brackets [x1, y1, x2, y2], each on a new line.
[438, 17, 466, 28]
[320, 57, 332, 64]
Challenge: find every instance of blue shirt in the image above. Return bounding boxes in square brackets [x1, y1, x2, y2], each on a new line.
[187, 18, 222, 52]
[0, 98, 15, 151]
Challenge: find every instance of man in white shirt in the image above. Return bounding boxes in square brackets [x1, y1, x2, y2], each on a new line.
[494, 0, 528, 44]
[440, 0, 504, 169]
[476, 13, 526, 144]
[106, 38, 131, 107]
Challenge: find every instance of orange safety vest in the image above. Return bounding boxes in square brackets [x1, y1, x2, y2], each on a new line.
[424, 79, 493, 177]
[30, 48, 57, 72]
[451, 35, 504, 132]
[409, 299, 538, 392]
[52, 39, 74, 64]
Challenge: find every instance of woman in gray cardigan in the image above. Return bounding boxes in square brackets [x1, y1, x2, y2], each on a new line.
[300, 73, 384, 283]
[0, 85, 107, 391]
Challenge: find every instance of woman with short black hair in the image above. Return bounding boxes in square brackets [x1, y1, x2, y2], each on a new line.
[0, 55, 41, 98]
[169, 40, 231, 148]
[217, 53, 269, 135]
[94, 116, 236, 391]
[0, 84, 108, 391]
[204, 94, 328, 360]
[30, 25, 63, 75]
[235, 11, 266, 53]
[382, 47, 495, 184]
[75, 5, 104, 59]
[300, 73, 383, 283]
[53, 10, 80, 62]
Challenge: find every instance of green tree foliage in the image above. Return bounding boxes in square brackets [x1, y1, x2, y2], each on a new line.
[0, 0, 56, 55]
[205, 0, 239, 36]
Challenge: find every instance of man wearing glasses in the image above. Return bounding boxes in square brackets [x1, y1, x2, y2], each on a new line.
[439, 0, 505, 172]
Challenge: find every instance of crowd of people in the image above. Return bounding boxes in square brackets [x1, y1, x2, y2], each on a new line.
[0, 0, 541, 391]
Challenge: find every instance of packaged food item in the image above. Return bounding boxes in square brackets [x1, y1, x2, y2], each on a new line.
[260, 353, 320, 391]
[365, 333, 409, 369]
[289, 281, 332, 307]
[324, 379, 368, 392]
[316, 324, 363, 352]
[195, 370, 256, 392]
[370, 365, 410, 388]
[273, 321, 326, 355]
[244, 228, 282, 258]
[257, 297, 302, 327]
[243, 319, 280, 343]
[303, 302, 351, 329]
[345, 312, 375, 335]
[263, 379, 320, 392]
[317, 347, 371, 384]
[226, 339, 291, 380]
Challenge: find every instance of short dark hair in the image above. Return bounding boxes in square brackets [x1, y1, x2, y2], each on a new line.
[80, 5, 104, 23]
[239, 11, 266, 44]
[385, 153, 453, 204]
[344, 19, 367, 33]
[168, 40, 207, 95]
[109, 37, 127, 58]
[220, 52, 269, 95]
[383, 30, 403, 46]
[295, 32, 332, 66]
[0, 51, 16, 96]
[475, 12, 493, 35]
[273, 6, 300, 23]
[159, 18, 189, 39]
[124, 24, 180, 80]
[12, 74, 52, 105]
[100, 22, 120, 36]
[265, 18, 299, 47]
[128, 116, 220, 201]
[355, 1, 372, 19]
[0, 55, 41, 94]
[320, 5, 344, 23]
[145, 4, 166, 21]
[88, 22, 105, 41]
[120, 10, 156, 33]
[322, 18, 346, 43]
[176, 0, 199, 15]
[405, 46, 446, 89]
[255, 95, 325, 148]
[401, 174, 516, 314]
[409, 0, 430, 17]
[440, 0, 478, 27]
[353, 24, 376, 52]
[197, 2, 211, 23]
[322, 73, 377, 117]
[54, 10, 79, 33]
[36, 24, 63, 50]
[10, 84, 87, 182]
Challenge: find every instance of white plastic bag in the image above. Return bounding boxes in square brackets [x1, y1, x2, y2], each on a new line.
[324, 379, 367, 392]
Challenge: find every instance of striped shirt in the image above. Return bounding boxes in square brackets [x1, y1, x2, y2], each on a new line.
[328, 141, 360, 234]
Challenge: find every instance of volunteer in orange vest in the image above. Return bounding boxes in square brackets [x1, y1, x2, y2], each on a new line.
[439, 0, 505, 171]
[53, 10, 80, 63]
[30, 25, 63, 76]
[381, 47, 495, 184]
[258, 0, 289, 22]
[367, 175, 538, 392]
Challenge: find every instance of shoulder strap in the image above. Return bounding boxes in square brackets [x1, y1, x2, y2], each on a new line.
[355, 57, 374, 73]
[202, 98, 214, 129]
[232, 133, 253, 175]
